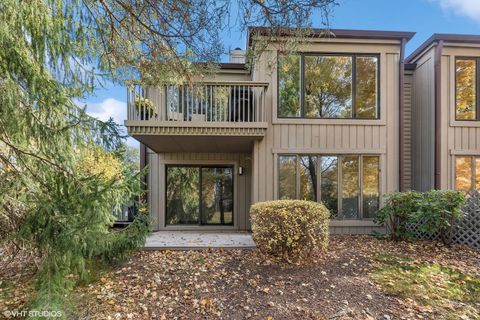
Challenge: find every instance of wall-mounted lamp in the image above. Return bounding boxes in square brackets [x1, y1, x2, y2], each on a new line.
[238, 166, 244, 175]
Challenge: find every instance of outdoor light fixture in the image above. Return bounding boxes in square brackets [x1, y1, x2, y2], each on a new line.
[238, 166, 244, 175]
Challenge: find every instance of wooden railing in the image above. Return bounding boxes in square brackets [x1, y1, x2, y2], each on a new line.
[127, 81, 268, 124]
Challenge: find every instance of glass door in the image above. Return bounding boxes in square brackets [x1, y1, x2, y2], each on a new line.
[166, 165, 234, 226]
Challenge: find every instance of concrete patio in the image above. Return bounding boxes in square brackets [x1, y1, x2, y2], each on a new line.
[144, 231, 256, 249]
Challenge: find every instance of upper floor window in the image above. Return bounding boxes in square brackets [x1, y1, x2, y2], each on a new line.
[455, 58, 480, 121]
[278, 53, 379, 119]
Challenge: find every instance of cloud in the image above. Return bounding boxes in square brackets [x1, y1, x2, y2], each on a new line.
[82, 98, 127, 125]
[430, 0, 480, 23]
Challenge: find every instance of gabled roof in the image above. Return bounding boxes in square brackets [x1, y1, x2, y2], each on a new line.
[407, 33, 480, 63]
[247, 26, 415, 46]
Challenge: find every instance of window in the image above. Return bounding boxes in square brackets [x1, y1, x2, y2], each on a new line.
[455, 58, 480, 120]
[166, 165, 234, 225]
[278, 53, 379, 119]
[278, 154, 380, 219]
[455, 156, 480, 191]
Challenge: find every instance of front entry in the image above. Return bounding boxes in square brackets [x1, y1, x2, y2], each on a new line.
[165, 165, 234, 226]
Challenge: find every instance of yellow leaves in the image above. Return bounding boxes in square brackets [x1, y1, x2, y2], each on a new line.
[76, 146, 123, 182]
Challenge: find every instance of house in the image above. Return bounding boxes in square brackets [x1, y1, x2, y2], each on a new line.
[405, 34, 480, 193]
[124, 28, 479, 234]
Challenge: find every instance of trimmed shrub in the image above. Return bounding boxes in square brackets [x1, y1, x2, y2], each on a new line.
[250, 200, 330, 262]
[375, 191, 422, 241]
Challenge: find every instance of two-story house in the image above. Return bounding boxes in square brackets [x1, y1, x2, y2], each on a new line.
[125, 27, 418, 234]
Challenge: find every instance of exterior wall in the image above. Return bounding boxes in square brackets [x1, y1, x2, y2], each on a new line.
[147, 150, 252, 231]
[249, 39, 402, 234]
[440, 44, 480, 189]
[411, 47, 436, 191]
[403, 71, 413, 190]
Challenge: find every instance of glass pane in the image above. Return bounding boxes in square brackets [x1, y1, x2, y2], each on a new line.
[201, 167, 234, 225]
[342, 156, 359, 219]
[476, 158, 480, 191]
[304, 55, 352, 118]
[356, 57, 378, 119]
[166, 167, 200, 225]
[278, 54, 301, 117]
[456, 59, 476, 120]
[362, 156, 380, 219]
[455, 157, 472, 191]
[279, 156, 297, 199]
[320, 156, 338, 218]
[299, 156, 317, 201]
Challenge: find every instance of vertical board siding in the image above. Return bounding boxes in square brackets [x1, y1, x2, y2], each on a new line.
[411, 52, 436, 191]
[403, 73, 413, 190]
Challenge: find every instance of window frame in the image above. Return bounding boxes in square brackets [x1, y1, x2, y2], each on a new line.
[454, 156, 480, 191]
[277, 52, 381, 120]
[165, 164, 235, 226]
[277, 154, 381, 220]
[455, 57, 480, 121]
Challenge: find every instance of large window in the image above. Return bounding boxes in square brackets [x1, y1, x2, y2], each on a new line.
[166, 165, 234, 225]
[455, 58, 480, 121]
[278, 154, 380, 219]
[455, 156, 480, 191]
[278, 53, 379, 119]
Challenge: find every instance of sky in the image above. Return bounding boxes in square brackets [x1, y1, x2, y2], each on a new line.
[81, 0, 480, 148]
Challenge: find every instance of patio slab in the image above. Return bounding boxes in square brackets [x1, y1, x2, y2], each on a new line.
[144, 231, 256, 249]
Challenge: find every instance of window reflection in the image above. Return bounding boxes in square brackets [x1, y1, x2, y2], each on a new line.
[456, 59, 477, 120]
[342, 156, 359, 219]
[166, 167, 200, 224]
[455, 157, 472, 191]
[278, 54, 301, 117]
[201, 167, 233, 225]
[279, 156, 297, 199]
[321, 156, 338, 218]
[356, 57, 378, 118]
[304, 56, 352, 118]
[299, 156, 317, 201]
[362, 156, 380, 218]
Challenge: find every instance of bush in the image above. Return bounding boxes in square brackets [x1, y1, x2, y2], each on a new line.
[376, 190, 466, 245]
[250, 200, 330, 262]
[375, 191, 422, 241]
[417, 190, 466, 246]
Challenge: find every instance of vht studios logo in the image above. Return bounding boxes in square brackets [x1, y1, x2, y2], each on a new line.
[3, 310, 63, 318]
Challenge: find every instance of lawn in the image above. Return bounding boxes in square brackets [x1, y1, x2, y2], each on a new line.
[1, 236, 479, 319]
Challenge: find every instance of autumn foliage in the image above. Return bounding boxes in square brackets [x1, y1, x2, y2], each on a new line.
[250, 200, 330, 262]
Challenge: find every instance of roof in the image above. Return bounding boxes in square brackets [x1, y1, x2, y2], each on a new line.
[407, 33, 480, 63]
[247, 26, 415, 46]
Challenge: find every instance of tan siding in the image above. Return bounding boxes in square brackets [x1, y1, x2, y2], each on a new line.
[411, 49, 436, 191]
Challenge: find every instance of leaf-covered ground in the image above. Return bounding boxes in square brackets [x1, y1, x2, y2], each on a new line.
[1, 236, 479, 319]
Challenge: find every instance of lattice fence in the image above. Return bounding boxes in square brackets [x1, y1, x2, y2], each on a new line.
[406, 190, 480, 249]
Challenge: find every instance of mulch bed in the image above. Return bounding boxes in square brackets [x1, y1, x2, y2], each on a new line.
[1, 236, 479, 319]
[71, 236, 479, 320]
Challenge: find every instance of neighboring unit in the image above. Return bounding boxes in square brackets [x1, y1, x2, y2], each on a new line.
[124, 27, 480, 234]
[406, 34, 480, 193]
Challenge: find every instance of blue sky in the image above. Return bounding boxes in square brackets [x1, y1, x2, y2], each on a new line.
[82, 0, 480, 148]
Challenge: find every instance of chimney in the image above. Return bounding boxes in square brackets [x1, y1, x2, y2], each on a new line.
[229, 48, 246, 63]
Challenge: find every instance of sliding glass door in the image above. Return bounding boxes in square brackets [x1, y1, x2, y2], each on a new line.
[166, 165, 234, 226]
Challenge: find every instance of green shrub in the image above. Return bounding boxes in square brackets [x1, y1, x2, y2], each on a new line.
[376, 190, 466, 245]
[375, 191, 422, 241]
[250, 200, 330, 262]
[417, 190, 466, 246]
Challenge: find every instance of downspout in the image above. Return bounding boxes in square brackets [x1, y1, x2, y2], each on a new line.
[399, 38, 407, 191]
[434, 40, 444, 190]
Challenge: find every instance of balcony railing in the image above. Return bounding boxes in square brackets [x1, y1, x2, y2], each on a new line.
[127, 81, 268, 124]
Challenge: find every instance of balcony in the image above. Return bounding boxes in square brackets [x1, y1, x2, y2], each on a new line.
[125, 81, 269, 152]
